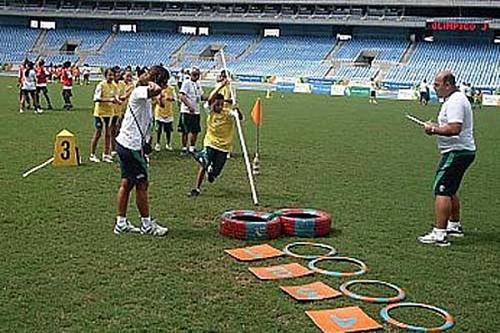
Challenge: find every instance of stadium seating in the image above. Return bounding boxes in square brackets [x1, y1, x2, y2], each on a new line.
[329, 65, 379, 81]
[183, 34, 256, 58]
[0, 25, 39, 63]
[43, 28, 110, 50]
[228, 36, 335, 77]
[85, 31, 189, 67]
[383, 41, 500, 88]
[335, 38, 409, 63]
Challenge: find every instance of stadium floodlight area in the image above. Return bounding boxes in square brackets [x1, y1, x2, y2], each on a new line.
[0, 25, 39, 64]
[383, 40, 500, 88]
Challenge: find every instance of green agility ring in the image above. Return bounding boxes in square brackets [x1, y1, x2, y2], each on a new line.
[380, 302, 455, 332]
[308, 256, 368, 277]
[283, 242, 337, 259]
[339, 279, 406, 303]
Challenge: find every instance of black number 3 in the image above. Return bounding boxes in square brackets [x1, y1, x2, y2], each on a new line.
[61, 140, 71, 160]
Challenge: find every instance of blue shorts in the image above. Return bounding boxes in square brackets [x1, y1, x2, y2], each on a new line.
[94, 117, 111, 130]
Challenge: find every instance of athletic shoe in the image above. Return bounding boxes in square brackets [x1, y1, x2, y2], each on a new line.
[165, 144, 173, 151]
[36, 108, 43, 114]
[102, 154, 114, 163]
[180, 147, 188, 156]
[154, 143, 161, 152]
[113, 220, 140, 235]
[89, 154, 100, 163]
[19, 109, 24, 113]
[110, 151, 118, 158]
[188, 146, 196, 154]
[447, 223, 464, 237]
[417, 230, 450, 247]
[141, 220, 168, 237]
[187, 188, 201, 197]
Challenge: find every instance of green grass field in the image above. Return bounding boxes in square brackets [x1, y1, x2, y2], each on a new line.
[0, 76, 499, 332]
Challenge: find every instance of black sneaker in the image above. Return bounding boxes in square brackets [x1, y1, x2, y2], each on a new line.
[187, 188, 200, 197]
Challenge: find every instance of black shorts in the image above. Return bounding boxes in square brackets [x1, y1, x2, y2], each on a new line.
[157, 120, 173, 132]
[36, 86, 48, 94]
[94, 117, 111, 130]
[21, 89, 35, 96]
[205, 146, 228, 180]
[420, 92, 427, 100]
[116, 142, 148, 185]
[178, 113, 201, 134]
[433, 150, 475, 196]
[370, 91, 376, 97]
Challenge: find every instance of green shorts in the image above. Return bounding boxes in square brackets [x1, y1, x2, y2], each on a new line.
[116, 142, 148, 185]
[433, 150, 475, 196]
[178, 113, 201, 134]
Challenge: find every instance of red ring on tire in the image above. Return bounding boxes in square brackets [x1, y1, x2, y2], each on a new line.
[220, 210, 281, 240]
[274, 208, 332, 237]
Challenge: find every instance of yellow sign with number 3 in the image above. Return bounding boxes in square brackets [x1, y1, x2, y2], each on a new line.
[53, 129, 79, 167]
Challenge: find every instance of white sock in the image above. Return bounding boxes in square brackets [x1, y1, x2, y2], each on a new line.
[447, 220, 461, 228]
[117, 216, 127, 226]
[181, 146, 187, 151]
[433, 228, 447, 238]
[141, 216, 152, 228]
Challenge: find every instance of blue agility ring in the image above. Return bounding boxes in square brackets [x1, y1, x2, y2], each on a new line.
[380, 302, 455, 332]
[308, 256, 368, 277]
[339, 279, 406, 303]
[283, 242, 337, 260]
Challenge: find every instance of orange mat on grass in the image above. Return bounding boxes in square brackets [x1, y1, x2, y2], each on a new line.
[280, 281, 342, 301]
[225, 244, 284, 261]
[306, 306, 382, 333]
[249, 263, 313, 280]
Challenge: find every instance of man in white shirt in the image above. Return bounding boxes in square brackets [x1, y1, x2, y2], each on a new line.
[178, 67, 207, 155]
[114, 65, 170, 237]
[418, 71, 476, 247]
[419, 79, 429, 105]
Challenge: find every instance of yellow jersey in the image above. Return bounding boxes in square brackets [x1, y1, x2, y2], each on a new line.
[116, 80, 135, 117]
[93, 80, 118, 117]
[204, 108, 235, 153]
[154, 86, 176, 120]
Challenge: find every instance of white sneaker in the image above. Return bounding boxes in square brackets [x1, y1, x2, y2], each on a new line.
[89, 154, 100, 163]
[19, 109, 24, 113]
[102, 154, 113, 163]
[141, 220, 168, 237]
[110, 151, 118, 157]
[188, 146, 196, 154]
[36, 108, 43, 114]
[165, 144, 173, 151]
[114, 220, 140, 235]
[154, 143, 161, 152]
[418, 230, 450, 247]
[447, 222, 464, 237]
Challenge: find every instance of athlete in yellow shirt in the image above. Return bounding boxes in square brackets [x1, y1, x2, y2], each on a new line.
[89, 68, 119, 163]
[154, 85, 177, 151]
[188, 91, 242, 197]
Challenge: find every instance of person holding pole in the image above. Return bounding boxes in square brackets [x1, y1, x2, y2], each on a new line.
[418, 70, 476, 247]
[188, 93, 242, 197]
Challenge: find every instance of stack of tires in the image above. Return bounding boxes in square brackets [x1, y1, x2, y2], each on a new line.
[220, 208, 332, 240]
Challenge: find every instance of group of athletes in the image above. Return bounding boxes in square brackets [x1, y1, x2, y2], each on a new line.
[88, 64, 240, 236]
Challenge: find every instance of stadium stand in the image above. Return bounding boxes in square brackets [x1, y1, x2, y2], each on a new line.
[43, 28, 110, 50]
[84, 31, 189, 67]
[228, 36, 334, 77]
[0, 26, 39, 63]
[329, 65, 379, 81]
[183, 34, 256, 58]
[335, 38, 409, 63]
[383, 41, 500, 88]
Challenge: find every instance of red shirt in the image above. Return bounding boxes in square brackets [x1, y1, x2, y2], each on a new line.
[18, 65, 25, 84]
[61, 68, 73, 88]
[35, 66, 49, 86]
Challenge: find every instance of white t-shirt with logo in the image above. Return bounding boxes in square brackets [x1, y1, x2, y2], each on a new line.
[420, 82, 428, 93]
[179, 79, 202, 114]
[437, 91, 476, 154]
[116, 86, 153, 151]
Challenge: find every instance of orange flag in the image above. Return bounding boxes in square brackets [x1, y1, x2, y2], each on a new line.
[251, 98, 262, 127]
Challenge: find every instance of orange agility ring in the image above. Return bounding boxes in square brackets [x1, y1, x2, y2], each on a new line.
[380, 302, 455, 332]
[273, 208, 331, 237]
[340, 279, 406, 303]
[220, 210, 281, 240]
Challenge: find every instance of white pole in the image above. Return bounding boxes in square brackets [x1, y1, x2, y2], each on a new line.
[219, 49, 259, 205]
[22, 157, 54, 178]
